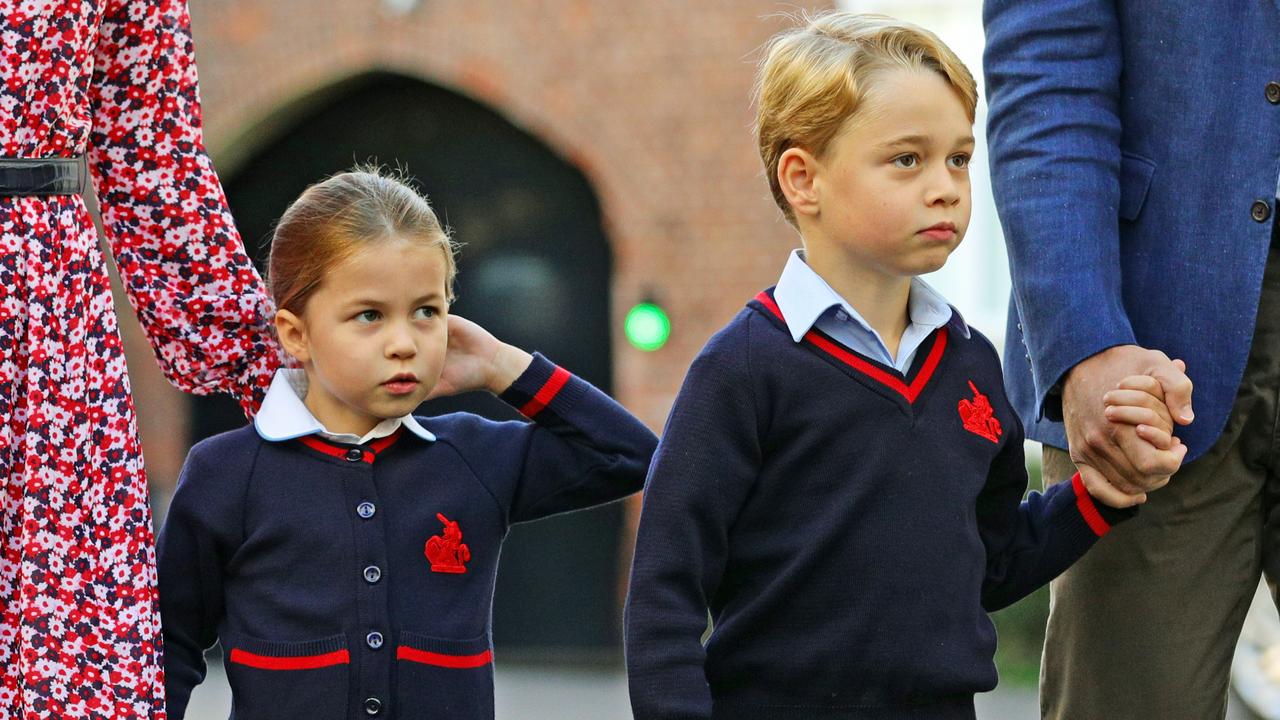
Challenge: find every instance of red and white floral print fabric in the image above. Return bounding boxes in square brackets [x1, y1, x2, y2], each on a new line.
[0, 0, 279, 716]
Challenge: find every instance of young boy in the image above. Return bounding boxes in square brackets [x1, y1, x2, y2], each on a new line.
[623, 12, 1187, 719]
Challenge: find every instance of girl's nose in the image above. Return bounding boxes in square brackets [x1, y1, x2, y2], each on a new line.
[385, 324, 417, 358]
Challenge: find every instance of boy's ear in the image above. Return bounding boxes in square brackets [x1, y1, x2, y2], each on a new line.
[777, 146, 821, 218]
[275, 309, 311, 363]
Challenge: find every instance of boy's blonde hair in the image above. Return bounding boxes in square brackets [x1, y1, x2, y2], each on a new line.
[755, 12, 978, 224]
[268, 166, 459, 313]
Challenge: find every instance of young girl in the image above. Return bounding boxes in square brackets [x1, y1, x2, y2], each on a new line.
[156, 168, 658, 720]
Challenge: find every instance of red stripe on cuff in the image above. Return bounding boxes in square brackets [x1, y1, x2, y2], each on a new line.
[396, 646, 493, 668]
[228, 648, 350, 670]
[1071, 471, 1112, 537]
[519, 366, 571, 418]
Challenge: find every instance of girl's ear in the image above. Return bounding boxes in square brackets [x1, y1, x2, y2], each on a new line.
[275, 309, 311, 363]
[778, 146, 822, 219]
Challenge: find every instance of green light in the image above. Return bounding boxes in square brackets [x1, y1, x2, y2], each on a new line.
[625, 302, 670, 351]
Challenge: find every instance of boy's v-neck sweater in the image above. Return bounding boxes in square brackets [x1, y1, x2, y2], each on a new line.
[625, 289, 1133, 720]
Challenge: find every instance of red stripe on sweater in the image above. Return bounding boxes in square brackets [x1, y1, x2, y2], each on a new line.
[1071, 472, 1112, 537]
[754, 290, 947, 404]
[396, 646, 493, 669]
[298, 435, 368, 462]
[228, 648, 350, 671]
[519, 366, 571, 418]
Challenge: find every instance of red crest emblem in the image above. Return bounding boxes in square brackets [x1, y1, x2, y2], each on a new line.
[425, 513, 471, 574]
[958, 380, 1002, 444]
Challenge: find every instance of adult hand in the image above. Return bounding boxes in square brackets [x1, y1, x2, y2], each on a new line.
[1063, 345, 1193, 502]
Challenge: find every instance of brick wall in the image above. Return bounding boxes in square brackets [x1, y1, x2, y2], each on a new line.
[121, 0, 835, 493]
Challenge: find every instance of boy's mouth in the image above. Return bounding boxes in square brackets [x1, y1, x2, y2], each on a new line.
[918, 222, 957, 241]
[382, 373, 420, 395]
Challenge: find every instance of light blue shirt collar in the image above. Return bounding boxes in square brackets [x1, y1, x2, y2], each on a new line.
[772, 249, 969, 362]
[254, 368, 436, 444]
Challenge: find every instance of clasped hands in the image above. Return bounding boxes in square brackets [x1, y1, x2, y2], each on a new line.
[1062, 345, 1194, 508]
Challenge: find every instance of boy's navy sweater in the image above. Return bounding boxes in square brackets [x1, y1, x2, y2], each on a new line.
[624, 290, 1133, 720]
[158, 354, 657, 720]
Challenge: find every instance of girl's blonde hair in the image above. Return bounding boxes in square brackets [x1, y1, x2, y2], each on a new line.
[268, 166, 458, 313]
[755, 12, 978, 224]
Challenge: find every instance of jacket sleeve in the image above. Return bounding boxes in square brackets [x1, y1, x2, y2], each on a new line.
[492, 352, 658, 523]
[983, 0, 1134, 419]
[89, 0, 281, 418]
[156, 440, 247, 718]
[978, 410, 1134, 611]
[624, 332, 760, 720]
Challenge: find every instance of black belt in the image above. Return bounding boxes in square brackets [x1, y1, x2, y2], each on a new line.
[0, 157, 86, 196]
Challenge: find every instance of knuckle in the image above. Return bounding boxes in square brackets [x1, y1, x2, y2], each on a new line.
[1084, 429, 1109, 450]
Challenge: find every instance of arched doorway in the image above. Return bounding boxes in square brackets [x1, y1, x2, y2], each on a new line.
[193, 71, 621, 656]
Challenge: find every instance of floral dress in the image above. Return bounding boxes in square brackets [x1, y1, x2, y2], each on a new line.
[0, 0, 279, 716]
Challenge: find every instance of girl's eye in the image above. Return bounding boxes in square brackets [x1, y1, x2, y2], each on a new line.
[413, 306, 438, 320]
[354, 310, 381, 323]
[891, 154, 919, 169]
[949, 153, 971, 169]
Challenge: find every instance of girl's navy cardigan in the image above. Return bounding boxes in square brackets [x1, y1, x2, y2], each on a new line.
[625, 290, 1135, 720]
[158, 354, 658, 720]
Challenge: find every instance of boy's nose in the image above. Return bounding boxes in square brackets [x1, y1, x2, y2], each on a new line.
[926, 171, 963, 206]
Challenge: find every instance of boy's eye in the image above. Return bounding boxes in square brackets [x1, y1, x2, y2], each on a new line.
[354, 310, 381, 323]
[413, 306, 438, 320]
[891, 154, 919, 169]
[949, 153, 971, 169]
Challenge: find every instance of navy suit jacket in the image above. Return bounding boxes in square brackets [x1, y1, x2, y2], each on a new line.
[984, 0, 1280, 460]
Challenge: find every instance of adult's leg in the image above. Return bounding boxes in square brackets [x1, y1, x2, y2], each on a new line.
[1040, 249, 1280, 720]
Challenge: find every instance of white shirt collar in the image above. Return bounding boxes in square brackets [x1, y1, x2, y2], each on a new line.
[254, 368, 436, 444]
[772, 249, 969, 342]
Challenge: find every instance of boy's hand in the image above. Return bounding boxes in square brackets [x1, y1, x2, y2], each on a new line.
[425, 315, 534, 400]
[1104, 373, 1183, 452]
[1083, 366, 1190, 508]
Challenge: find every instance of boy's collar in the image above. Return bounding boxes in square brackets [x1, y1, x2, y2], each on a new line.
[254, 368, 436, 443]
[772, 249, 970, 342]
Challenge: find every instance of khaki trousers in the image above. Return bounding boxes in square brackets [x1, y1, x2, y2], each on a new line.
[1040, 247, 1280, 720]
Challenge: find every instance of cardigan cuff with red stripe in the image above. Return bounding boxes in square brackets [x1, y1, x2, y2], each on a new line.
[498, 352, 589, 420]
[1069, 471, 1139, 537]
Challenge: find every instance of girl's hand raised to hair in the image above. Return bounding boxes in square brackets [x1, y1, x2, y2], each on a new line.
[425, 315, 533, 400]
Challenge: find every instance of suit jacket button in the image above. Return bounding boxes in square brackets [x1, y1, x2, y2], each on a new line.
[1268, 81, 1280, 104]
[1252, 200, 1272, 223]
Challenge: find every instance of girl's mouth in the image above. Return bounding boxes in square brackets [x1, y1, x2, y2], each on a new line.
[383, 374, 420, 395]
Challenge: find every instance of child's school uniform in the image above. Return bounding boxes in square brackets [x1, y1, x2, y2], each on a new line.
[624, 252, 1135, 720]
[158, 354, 657, 720]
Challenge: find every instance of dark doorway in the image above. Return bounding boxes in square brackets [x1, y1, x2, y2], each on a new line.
[195, 72, 620, 656]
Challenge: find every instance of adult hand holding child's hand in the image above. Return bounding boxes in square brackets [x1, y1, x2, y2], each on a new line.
[1064, 345, 1193, 508]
